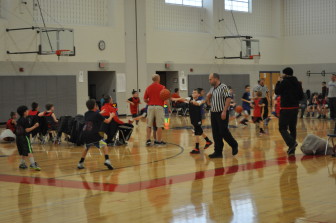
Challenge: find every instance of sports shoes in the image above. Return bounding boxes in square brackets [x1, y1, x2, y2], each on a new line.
[240, 120, 248, 126]
[154, 141, 167, 145]
[236, 113, 242, 119]
[146, 140, 151, 146]
[19, 163, 27, 169]
[317, 115, 321, 119]
[204, 141, 213, 150]
[128, 119, 134, 124]
[259, 128, 266, 135]
[30, 162, 41, 171]
[287, 143, 298, 156]
[232, 146, 239, 156]
[208, 152, 223, 158]
[190, 149, 200, 154]
[264, 117, 271, 126]
[104, 160, 114, 170]
[77, 162, 85, 169]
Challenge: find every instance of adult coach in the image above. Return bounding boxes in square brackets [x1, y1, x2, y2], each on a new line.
[327, 74, 336, 120]
[253, 79, 270, 125]
[144, 74, 169, 146]
[206, 73, 238, 158]
[275, 67, 303, 155]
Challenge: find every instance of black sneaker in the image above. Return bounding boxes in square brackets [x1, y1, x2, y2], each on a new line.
[240, 120, 248, 126]
[154, 141, 167, 145]
[208, 152, 223, 158]
[232, 146, 238, 156]
[19, 163, 27, 169]
[236, 113, 242, 119]
[287, 143, 298, 156]
[204, 141, 213, 150]
[190, 149, 200, 154]
[146, 140, 151, 146]
[317, 115, 321, 119]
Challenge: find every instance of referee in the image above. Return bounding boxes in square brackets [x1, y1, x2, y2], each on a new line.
[206, 73, 238, 158]
[253, 78, 270, 125]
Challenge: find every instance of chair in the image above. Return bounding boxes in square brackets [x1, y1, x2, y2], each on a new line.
[325, 122, 336, 156]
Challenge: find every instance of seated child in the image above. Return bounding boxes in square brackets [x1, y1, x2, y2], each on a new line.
[6, 112, 17, 133]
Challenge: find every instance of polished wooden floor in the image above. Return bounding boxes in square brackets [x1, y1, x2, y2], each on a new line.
[0, 116, 336, 223]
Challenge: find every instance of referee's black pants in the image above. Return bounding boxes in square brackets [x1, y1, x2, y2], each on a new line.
[211, 111, 238, 154]
[279, 109, 298, 147]
[262, 98, 268, 119]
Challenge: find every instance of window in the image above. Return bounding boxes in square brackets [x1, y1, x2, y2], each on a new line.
[225, 0, 251, 13]
[165, 0, 203, 7]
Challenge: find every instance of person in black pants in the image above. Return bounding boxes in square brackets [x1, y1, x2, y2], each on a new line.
[206, 73, 238, 158]
[275, 67, 304, 155]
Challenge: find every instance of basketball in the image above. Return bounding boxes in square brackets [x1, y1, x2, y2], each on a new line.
[160, 89, 171, 101]
[235, 105, 243, 113]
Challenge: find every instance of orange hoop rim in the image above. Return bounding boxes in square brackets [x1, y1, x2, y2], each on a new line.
[55, 49, 70, 56]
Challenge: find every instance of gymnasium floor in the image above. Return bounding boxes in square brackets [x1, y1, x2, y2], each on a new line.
[0, 116, 335, 223]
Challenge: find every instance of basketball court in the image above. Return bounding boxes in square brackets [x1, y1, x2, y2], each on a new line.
[1, 0, 336, 222]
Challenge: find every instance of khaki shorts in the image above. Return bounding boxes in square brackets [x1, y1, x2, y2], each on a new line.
[147, 106, 164, 128]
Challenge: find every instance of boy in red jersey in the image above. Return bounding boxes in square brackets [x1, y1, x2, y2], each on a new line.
[127, 90, 141, 125]
[6, 112, 17, 133]
[101, 95, 134, 145]
[251, 91, 266, 135]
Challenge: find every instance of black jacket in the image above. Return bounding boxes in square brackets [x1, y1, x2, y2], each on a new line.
[275, 76, 304, 108]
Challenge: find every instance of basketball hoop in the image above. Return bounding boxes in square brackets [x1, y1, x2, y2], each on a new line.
[250, 55, 261, 64]
[55, 49, 71, 60]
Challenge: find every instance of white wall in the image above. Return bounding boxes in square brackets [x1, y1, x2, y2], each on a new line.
[283, 0, 336, 64]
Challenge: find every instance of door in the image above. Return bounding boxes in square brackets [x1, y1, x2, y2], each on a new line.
[89, 84, 97, 99]
[259, 71, 280, 107]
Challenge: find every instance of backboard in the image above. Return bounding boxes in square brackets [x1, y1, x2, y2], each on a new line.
[241, 39, 260, 59]
[39, 28, 75, 56]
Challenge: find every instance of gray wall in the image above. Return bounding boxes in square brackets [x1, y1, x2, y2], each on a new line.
[188, 74, 250, 105]
[88, 71, 117, 102]
[0, 75, 76, 122]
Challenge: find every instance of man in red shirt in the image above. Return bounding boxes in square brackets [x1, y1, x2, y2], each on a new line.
[144, 74, 170, 146]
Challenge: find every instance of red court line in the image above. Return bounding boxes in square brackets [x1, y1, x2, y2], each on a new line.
[0, 155, 313, 193]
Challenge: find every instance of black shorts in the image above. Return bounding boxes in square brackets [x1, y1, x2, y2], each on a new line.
[16, 136, 32, 156]
[252, 117, 262, 123]
[193, 124, 203, 136]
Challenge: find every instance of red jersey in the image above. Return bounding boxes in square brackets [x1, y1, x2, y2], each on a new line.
[253, 98, 263, 118]
[128, 97, 140, 114]
[101, 103, 124, 124]
[317, 99, 327, 105]
[144, 83, 165, 106]
[6, 119, 16, 133]
[276, 96, 281, 116]
[28, 110, 39, 116]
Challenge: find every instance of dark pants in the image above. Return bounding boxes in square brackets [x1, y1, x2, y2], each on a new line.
[279, 109, 298, 147]
[262, 98, 268, 119]
[211, 111, 238, 154]
[328, 97, 336, 119]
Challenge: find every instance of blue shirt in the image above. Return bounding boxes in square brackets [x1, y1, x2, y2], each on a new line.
[242, 92, 251, 110]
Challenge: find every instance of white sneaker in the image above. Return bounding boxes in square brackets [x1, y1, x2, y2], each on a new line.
[104, 160, 114, 170]
[77, 162, 85, 169]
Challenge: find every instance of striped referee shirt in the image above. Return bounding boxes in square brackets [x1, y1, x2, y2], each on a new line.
[253, 84, 269, 98]
[209, 83, 231, 112]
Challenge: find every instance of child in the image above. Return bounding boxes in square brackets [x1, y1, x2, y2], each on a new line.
[101, 95, 134, 145]
[272, 95, 281, 118]
[189, 89, 213, 154]
[38, 103, 59, 125]
[39, 104, 59, 141]
[240, 85, 251, 125]
[6, 112, 17, 133]
[306, 93, 318, 118]
[77, 99, 114, 170]
[127, 90, 141, 125]
[251, 91, 266, 135]
[317, 95, 328, 119]
[15, 105, 40, 170]
[28, 102, 39, 116]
